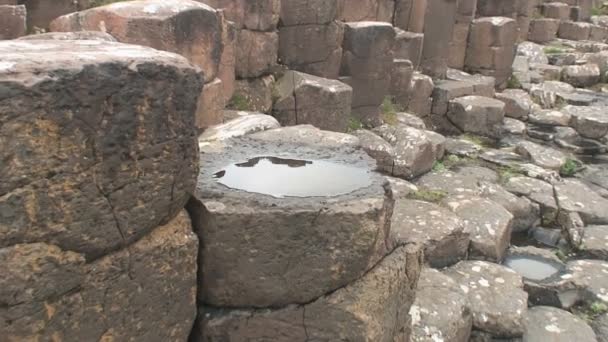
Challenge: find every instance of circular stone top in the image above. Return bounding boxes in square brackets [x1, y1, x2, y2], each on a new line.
[0, 40, 196, 78]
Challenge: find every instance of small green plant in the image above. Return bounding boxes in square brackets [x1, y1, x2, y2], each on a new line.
[497, 165, 524, 184]
[347, 117, 363, 132]
[381, 96, 402, 125]
[590, 301, 608, 315]
[407, 188, 447, 203]
[506, 75, 522, 89]
[554, 249, 567, 262]
[227, 93, 250, 111]
[543, 46, 565, 55]
[432, 161, 446, 172]
[573, 301, 608, 322]
[591, 6, 608, 16]
[462, 134, 495, 149]
[560, 158, 580, 177]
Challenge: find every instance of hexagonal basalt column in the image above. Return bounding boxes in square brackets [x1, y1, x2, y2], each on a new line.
[189, 126, 395, 308]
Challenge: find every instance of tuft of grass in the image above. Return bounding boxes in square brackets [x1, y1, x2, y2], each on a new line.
[554, 249, 567, 262]
[407, 188, 447, 203]
[591, 301, 608, 315]
[544, 47, 565, 55]
[432, 161, 446, 172]
[560, 158, 580, 177]
[592, 6, 608, 16]
[433, 155, 478, 172]
[573, 301, 608, 323]
[227, 93, 250, 111]
[497, 165, 525, 184]
[347, 117, 363, 132]
[462, 134, 495, 149]
[506, 75, 522, 89]
[381, 96, 402, 125]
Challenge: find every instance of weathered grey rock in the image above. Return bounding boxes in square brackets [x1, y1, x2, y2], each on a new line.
[581, 225, 608, 260]
[592, 313, 608, 342]
[0, 40, 202, 259]
[445, 138, 483, 157]
[563, 105, 608, 139]
[543, 2, 571, 20]
[503, 117, 527, 135]
[591, 24, 608, 42]
[407, 72, 435, 117]
[279, 0, 336, 25]
[444, 194, 513, 262]
[447, 95, 505, 138]
[390, 199, 469, 268]
[193, 244, 423, 342]
[496, 89, 533, 119]
[529, 109, 571, 126]
[559, 21, 592, 41]
[562, 64, 601, 87]
[423, 130, 447, 160]
[202, 0, 280, 31]
[233, 75, 275, 113]
[504, 176, 559, 226]
[0, 210, 199, 341]
[517, 41, 549, 65]
[480, 149, 562, 183]
[217, 11, 237, 102]
[273, 71, 352, 132]
[478, 181, 540, 232]
[198, 77, 225, 128]
[336, 0, 395, 22]
[410, 268, 473, 342]
[516, 141, 568, 170]
[443, 261, 528, 338]
[353, 129, 395, 174]
[528, 18, 560, 44]
[523, 306, 598, 342]
[390, 59, 414, 107]
[278, 21, 344, 78]
[20, 0, 88, 31]
[396, 112, 426, 129]
[236, 29, 278, 78]
[373, 125, 436, 178]
[531, 62, 563, 81]
[529, 81, 576, 109]
[431, 79, 475, 116]
[199, 113, 280, 142]
[415, 166, 499, 197]
[0, 5, 26, 39]
[394, 29, 424, 68]
[449, 0, 476, 69]
[419, 0, 458, 78]
[17, 30, 117, 41]
[555, 179, 608, 225]
[512, 55, 532, 83]
[191, 126, 393, 307]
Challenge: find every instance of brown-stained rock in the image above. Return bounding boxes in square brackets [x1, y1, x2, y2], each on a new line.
[420, 0, 458, 78]
[50, 0, 222, 83]
[232, 75, 275, 113]
[21, 0, 88, 31]
[336, 0, 395, 22]
[236, 28, 278, 78]
[394, 28, 424, 69]
[0, 5, 26, 39]
[217, 10, 236, 103]
[0, 40, 202, 259]
[197, 77, 225, 129]
[272, 70, 352, 132]
[17, 30, 116, 41]
[0, 210, 199, 341]
[192, 244, 423, 342]
[279, 0, 336, 25]
[199, 0, 280, 31]
[528, 18, 560, 44]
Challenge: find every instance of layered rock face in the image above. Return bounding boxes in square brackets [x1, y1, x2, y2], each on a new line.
[0, 39, 202, 340]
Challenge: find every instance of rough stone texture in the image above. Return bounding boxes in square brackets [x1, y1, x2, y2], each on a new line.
[523, 306, 598, 342]
[444, 194, 513, 262]
[529, 81, 575, 109]
[518, 41, 549, 65]
[390, 59, 414, 107]
[390, 199, 469, 268]
[394, 0, 427, 32]
[217, 11, 236, 102]
[197, 77, 224, 129]
[236, 29, 278, 78]
[543, 2, 572, 20]
[341, 21, 395, 126]
[593, 313, 608, 342]
[516, 140, 567, 170]
[504, 176, 558, 226]
[193, 244, 423, 342]
[443, 261, 528, 338]
[191, 126, 394, 307]
[562, 64, 601, 87]
[478, 181, 540, 232]
[431, 80, 475, 116]
[373, 125, 436, 178]
[199, 113, 280, 142]
[410, 268, 473, 342]
[394, 28, 424, 69]
[559, 21, 592, 41]
[420, 0, 458, 78]
[529, 109, 571, 126]
[447, 95, 505, 138]
[580, 225, 608, 260]
[353, 129, 395, 174]
[555, 179, 608, 225]
[278, 21, 344, 78]
[232, 75, 275, 113]
[0, 40, 202, 259]
[17, 30, 117, 41]
[0, 4, 26, 39]
[465, 16, 519, 87]
[496, 89, 533, 119]
[0, 210, 199, 341]
[447, 69, 496, 97]
[279, 0, 335, 25]
[407, 72, 434, 117]
[50, 0, 221, 83]
[448, 0, 477, 69]
[528, 18, 560, 44]
[21, 0, 88, 31]
[563, 105, 608, 139]
[591, 24, 608, 42]
[273, 70, 352, 132]
[201, 0, 280, 31]
[336, 0, 396, 22]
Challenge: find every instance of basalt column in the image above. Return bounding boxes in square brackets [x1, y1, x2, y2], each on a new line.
[0, 40, 202, 341]
[188, 125, 422, 341]
[419, 0, 458, 79]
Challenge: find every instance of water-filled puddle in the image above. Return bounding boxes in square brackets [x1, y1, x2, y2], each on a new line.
[503, 255, 561, 281]
[213, 156, 372, 198]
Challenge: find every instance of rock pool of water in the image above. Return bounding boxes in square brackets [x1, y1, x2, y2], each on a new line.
[214, 156, 372, 198]
[503, 255, 562, 281]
